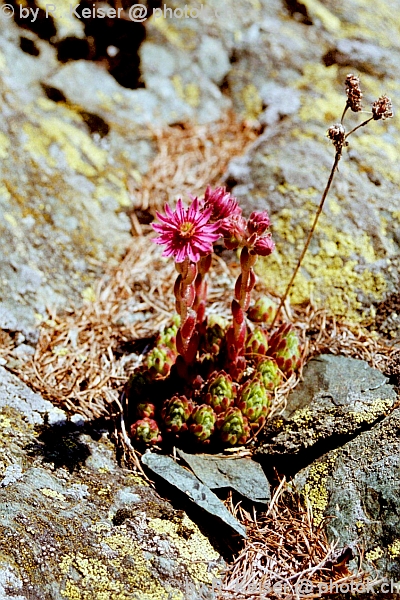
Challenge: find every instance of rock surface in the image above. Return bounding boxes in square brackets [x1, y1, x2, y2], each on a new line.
[215, 0, 400, 320]
[0, 366, 224, 598]
[252, 353, 400, 581]
[0, 16, 154, 340]
[177, 450, 271, 504]
[142, 452, 247, 537]
[256, 354, 397, 468]
[293, 408, 400, 580]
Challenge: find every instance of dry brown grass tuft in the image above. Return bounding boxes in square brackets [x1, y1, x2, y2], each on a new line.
[219, 479, 367, 599]
[128, 112, 258, 224]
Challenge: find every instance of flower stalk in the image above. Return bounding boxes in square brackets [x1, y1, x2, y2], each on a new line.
[271, 76, 393, 328]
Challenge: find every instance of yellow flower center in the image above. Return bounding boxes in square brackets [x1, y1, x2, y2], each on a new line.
[179, 221, 195, 237]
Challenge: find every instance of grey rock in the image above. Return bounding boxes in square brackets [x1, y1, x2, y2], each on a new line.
[197, 36, 231, 85]
[259, 84, 301, 126]
[142, 452, 247, 537]
[293, 408, 400, 580]
[177, 449, 270, 504]
[0, 17, 155, 336]
[256, 354, 396, 458]
[0, 366, 224, 597]
[327, 38, 400, 78]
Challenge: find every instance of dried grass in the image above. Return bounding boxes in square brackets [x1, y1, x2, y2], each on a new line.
[128, 112, 258, 220]
[219, 479, 368, 600]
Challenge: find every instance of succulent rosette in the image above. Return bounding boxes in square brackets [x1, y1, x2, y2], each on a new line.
[136, 402, 156, 419]
[247, 296, 277, 325]
[204, 370, 235, 414]
[245, 327, 268, 356]
[189, 404, 217, 442]
[216, 407, 250, 446]
[124, 368, 153, 403]
[130, 418, 162, 445]
[256, 358, 282, 391]
[158, 316, 180, 351]
[161, 395, 194, 433]
[236, 374, 270, 427]
[267, 324, 301, 376]
[145, 345, 177, 377]
[203, 315, 228, 355]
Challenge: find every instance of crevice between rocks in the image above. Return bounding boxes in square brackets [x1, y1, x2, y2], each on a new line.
[12, 0, 163, 89]
[257, 407, 396, 483]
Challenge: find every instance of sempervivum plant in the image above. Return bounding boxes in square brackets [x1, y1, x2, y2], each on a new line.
[204, 370, 235, 414]
[130, 418, 162, 445]
[189, 405, 217, 442]
[236, 374, 270, 429]
[245, 327, 268, 356]
[216, 407, 251, 446]
[256, 358, 282, 391]
[124, 367, 153, 399]
[266, 323, 301, 376]
[136, 402, 156, 419]
[145, 345, 177, 377]
[248, 296, 277, 325]
[203, 315, 228, 355]
[161, 396, 194, 434]
[124, 184, 302, 448]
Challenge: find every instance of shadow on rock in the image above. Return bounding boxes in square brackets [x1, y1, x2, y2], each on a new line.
[25, 417, 108, 472]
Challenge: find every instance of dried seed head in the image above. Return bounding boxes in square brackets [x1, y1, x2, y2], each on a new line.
[327, 123, 346, 152]
[371, 95, 393, 120]
[345, 73, 363, 112]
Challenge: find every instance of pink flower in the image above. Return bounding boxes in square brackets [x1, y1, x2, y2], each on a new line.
[203, 186, 242, 221]
[253, 236, 275, 256]
[152, 198, 220, 263]
[248, 211, 271, 235]
[220, 214, 247, 250]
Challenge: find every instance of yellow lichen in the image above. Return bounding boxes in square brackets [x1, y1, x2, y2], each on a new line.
[124, 473, 149, 487]
[0, 132, 10, 159]
[60, 529, 183, 600]
[148, 515, 221, 585]
[172, 75, 200, 108]
[241, 84, 263, 120]
[365, 546, 384, 562]
[388, 539, 400, 558]
[302, 452, 337, 526]
[0, 415, 12, 428]
[41, 488, 66, 501]
[300, 0, 341, 32]
[23, 117, 107, 176]
[349, 398, 393, 424]
[149, 15, 196, 50]
[258, 199, 387, 319]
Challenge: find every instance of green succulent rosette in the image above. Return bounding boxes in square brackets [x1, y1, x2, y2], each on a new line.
[256, 358, 282, 391]
[203, 315, 228, 355]
[136, 402, 156, 419]
[158, 315, 180, 351]
[130, 418, 162, 445]
[236, 374, 270, 427]
[247, 296, 277, 325]
[124, 367, 153, 403]
[267, 324, 301, 376]
[189, 404, 217, 442]
[204, 370, 235, 414]
[245, 327, 268, 356]
[216, 407, 251, 446]
[145, 345, 176, 377]
[161, 395, 194, 433]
